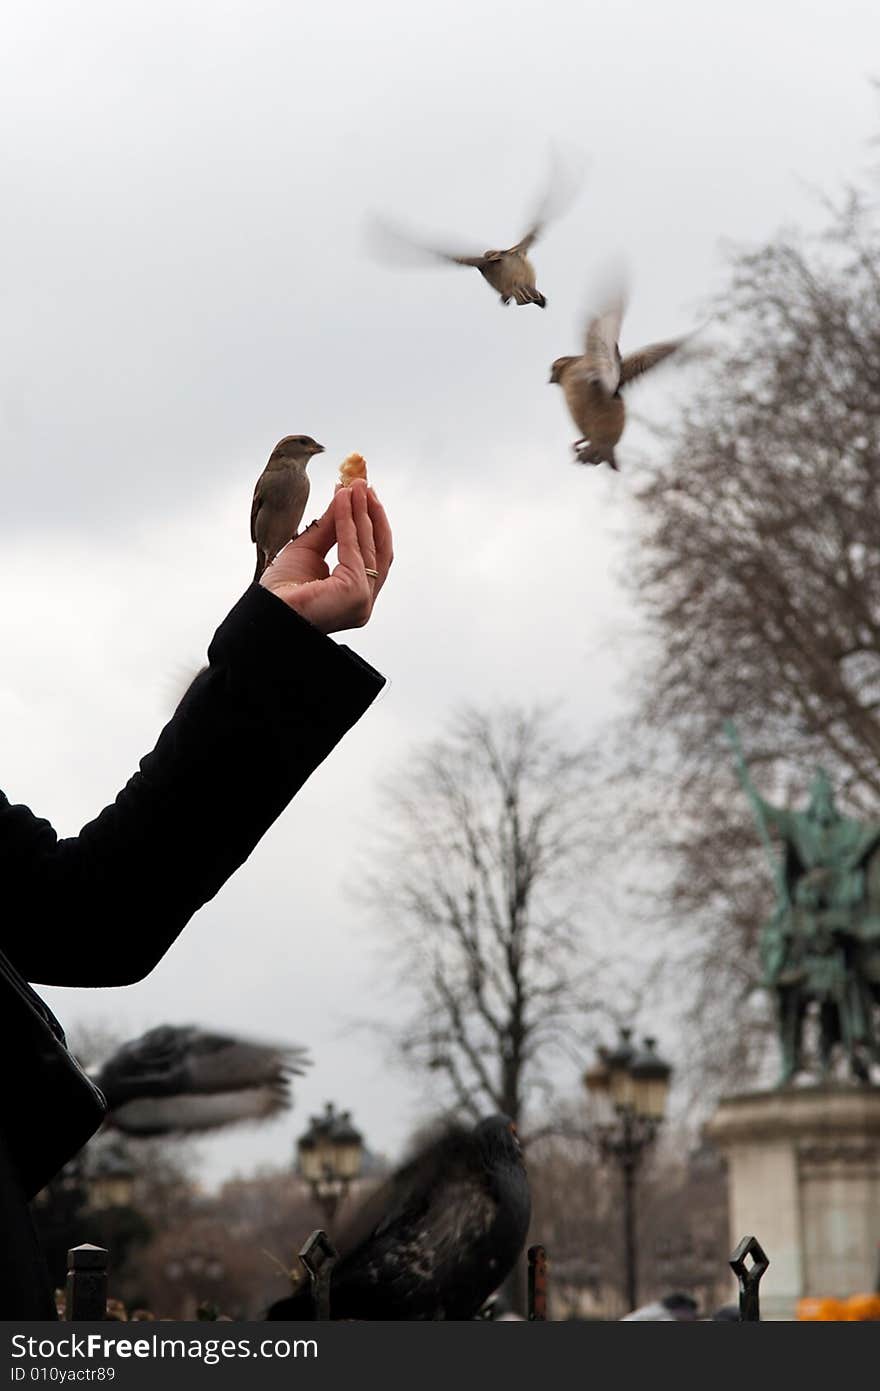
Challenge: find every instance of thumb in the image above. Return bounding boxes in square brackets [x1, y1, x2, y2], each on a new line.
[292, 494, 337, 555]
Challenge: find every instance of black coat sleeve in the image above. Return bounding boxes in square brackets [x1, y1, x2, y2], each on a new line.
[0, 584, 386, 987]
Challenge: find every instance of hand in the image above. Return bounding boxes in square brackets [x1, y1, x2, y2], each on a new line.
[258, 480, 393, 635]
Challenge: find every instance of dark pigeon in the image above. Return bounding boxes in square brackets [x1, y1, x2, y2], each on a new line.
[267, 1114, 531, 1321]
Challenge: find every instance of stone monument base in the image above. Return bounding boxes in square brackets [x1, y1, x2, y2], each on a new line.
[705, 1087, 880, 1319]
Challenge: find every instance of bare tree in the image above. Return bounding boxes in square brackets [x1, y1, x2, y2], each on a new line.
[366, 705, 627, 1128]
[621, 180, 880, 1097]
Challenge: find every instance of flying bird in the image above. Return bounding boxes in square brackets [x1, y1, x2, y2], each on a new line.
[549, 288, 693, 470]
[402, 223, 549, 307]
[95, 1025, 310, 1137]
[369, 156, 581, 308]
[251, 435, 325, 580]
[266, 1114, 531, 1321]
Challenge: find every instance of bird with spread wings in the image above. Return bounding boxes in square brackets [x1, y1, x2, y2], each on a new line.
[367, 153, 582, 308]
[94, 1024, 310, 1138]
[549, 278, 697, 470]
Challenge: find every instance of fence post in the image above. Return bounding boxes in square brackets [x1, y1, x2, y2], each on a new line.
[729, 1235, 769, 1322]
[65, 1244, 108, 1321]
[298, 1230, 338, 1321]
[527, 1244, 548, 1321]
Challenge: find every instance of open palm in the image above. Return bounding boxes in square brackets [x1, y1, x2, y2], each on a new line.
[260, 480, 392, 635]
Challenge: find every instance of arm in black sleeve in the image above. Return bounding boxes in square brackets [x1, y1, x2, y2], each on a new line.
[0, 585, 385, 987]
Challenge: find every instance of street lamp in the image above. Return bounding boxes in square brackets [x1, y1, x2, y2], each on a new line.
[297, 1103, 364, 1226]
[86, 1141, 136, 1212]
[584, 1028, 672, 1313]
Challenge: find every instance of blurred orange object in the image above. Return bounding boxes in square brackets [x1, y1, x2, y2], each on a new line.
[338, 453, 368, 487]
[843, 1293, 880, 1321]
[796, 1296, 847, 1320]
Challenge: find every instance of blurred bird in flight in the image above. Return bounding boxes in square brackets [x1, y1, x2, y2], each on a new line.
[368, 151, 582, 308]
[549, 275, 696, 470]
[95, 1024, 310, 1137]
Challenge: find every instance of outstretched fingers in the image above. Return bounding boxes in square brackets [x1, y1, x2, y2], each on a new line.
[331, 484, 373, 624]
[351, 478, 378, 578]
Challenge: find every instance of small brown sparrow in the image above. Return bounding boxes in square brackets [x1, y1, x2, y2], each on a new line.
[251, 435, 325, 580]
[550, 293, 691, 470]
[420, 223, 548, 307]
[368, 155, 581, 308]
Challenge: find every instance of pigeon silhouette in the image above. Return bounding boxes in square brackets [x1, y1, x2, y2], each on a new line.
[95, 1025, 310, 1137]
[266, 1114, 531, 1321]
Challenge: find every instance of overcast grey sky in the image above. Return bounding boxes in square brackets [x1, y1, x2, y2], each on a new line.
[1, 0, 877, 1186]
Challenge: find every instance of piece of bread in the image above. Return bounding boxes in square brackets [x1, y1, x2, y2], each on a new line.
[339, 452, 368, 487]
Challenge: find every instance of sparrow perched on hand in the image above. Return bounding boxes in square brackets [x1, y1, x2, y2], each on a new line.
[549, 291, 691, 471]
[251, 435, 325, 580]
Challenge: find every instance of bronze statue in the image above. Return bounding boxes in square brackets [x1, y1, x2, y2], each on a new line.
[726, 722, 880, 1085]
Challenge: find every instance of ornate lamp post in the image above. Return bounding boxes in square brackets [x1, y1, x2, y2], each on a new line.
[86, 1141, 136, 1212]
[584, 1028, 672, 1313]
[297, 1103, 364, 1226]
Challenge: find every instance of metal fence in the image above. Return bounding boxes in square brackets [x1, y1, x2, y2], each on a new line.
[61, 1233, 770, 1322]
